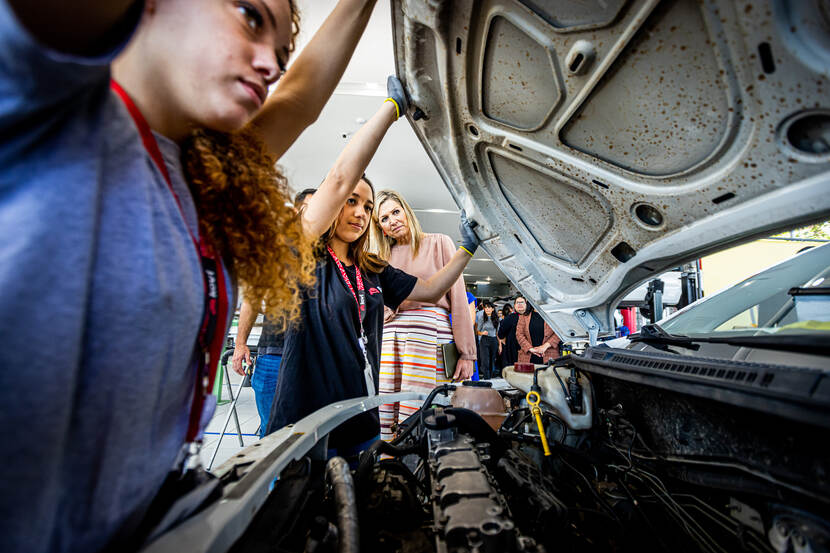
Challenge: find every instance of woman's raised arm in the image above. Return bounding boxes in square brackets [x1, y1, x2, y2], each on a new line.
[302, 79, 406, 239]
[253, 0, 378, 159]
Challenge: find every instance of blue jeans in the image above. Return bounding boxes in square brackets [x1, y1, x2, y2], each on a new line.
[252, 354, 281, 438]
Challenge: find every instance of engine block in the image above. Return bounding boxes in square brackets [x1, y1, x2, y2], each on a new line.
[428, 436, 541, 553]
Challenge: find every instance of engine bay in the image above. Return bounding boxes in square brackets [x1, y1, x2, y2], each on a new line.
[213, 357, 829, 553]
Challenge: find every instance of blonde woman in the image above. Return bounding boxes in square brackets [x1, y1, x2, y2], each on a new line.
[373, 191, 476, 441]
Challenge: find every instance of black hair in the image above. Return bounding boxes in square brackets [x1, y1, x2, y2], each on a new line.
[293, 188, 317, 207]
[481, 300, 499, 326]
[514, 294, 534, 315]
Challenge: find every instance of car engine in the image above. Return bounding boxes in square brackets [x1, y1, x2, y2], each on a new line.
[227, 359, 829, 553]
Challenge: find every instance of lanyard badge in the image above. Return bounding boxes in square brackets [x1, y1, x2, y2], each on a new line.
[112, 80, 229, 461]
[327, 246, 376, 395]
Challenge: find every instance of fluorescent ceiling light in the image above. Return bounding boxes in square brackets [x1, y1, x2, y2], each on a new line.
[474, 280, 490, 285]
[333, 81, 386, 97]
[413, 208, 458, 214]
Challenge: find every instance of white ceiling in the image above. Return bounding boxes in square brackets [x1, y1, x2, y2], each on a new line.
[276, 1, 509, 284]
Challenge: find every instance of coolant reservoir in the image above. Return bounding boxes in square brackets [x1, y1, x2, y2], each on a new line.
[503, 365, 593, 430]
[450, 384, 507, 432]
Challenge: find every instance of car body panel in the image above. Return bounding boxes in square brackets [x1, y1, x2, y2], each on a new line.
[390, 0, 830, 340]
[140, 392, 428, 553]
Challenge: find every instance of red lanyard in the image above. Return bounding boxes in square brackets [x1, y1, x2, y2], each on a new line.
[326, 245, 366, 328]
[111, 80, 229, 443]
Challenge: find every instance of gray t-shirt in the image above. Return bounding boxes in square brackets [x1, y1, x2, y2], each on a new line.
[476, 311, 498, 338]
[0, 3, 232, 552]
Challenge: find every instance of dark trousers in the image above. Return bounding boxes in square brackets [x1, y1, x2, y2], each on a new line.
[479, 336, 499, 379]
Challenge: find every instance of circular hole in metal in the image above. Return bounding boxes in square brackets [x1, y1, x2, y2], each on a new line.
[633, 203, 663, 228]
[482, 521, 501, 534]
[468, 125, 479, 137]
[786, 112, 830, 156]
[778, 110, 830, 162]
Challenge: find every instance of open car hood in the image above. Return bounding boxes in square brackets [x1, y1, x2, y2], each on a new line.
[391, 0, 830, 340]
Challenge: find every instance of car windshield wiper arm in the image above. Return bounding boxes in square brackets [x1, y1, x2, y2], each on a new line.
[629, 324, 701, 351]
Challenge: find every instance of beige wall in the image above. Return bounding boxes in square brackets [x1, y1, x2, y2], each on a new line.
[700, 239, 826, 297]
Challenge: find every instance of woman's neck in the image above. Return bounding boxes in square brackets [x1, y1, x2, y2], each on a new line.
[112, 56, 193, 143]
[329, 237, 353, 265]
[396, 231, 411, 246]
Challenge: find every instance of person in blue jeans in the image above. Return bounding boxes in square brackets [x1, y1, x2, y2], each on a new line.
[233, 189, 316, 436]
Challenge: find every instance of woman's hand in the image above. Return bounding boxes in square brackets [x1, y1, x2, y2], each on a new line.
[452, 359, 475, 381]
[458, 210, 480, 256]
[406, 211, 479, 303]
[385, 75, 409, 120]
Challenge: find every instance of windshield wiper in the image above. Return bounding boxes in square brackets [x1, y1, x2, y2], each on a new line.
[631, 324, 830, 356]
[629, 324, 700, 352]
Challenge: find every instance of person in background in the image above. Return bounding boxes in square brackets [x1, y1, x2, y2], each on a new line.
[476, 301, 500, 378]
[516, 295, 560, 364]
[0, 0, 381, 551]
[466, 291, 480, 380]
[267, 82, 482, 457]
[293, 188, 317, 211]
[498, 302, 519, 367]
[372, 191, 476, 441]
[233, 188, 316, 436]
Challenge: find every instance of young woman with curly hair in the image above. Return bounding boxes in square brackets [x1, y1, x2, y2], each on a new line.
[0, 0, 381, 551]
[266, 95, 482, 457]
[371, 190, 476, 442]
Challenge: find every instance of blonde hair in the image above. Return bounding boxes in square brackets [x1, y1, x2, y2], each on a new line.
[372, 189, 424, 262]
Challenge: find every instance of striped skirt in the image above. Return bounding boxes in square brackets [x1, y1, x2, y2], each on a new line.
[379, 306, 454, 441]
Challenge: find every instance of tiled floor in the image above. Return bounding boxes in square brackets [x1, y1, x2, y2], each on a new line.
[200, 368, 263, 470]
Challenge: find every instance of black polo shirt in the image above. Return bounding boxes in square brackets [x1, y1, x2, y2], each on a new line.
[267, 255, 417, 448]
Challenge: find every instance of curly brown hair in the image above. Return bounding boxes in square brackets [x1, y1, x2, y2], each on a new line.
[182, 127, 317, 329]
[287, 0, 301, 52]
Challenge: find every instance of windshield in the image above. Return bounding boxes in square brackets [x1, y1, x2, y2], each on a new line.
[659, 244, 830, 337]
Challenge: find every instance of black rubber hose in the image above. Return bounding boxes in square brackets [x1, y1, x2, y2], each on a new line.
[419, 384, 456, 428]
[325, 457, 359, 553]
[221, 348, 234, 368]
[383, 384, 456, 447]
[355, 436, 424, 494]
